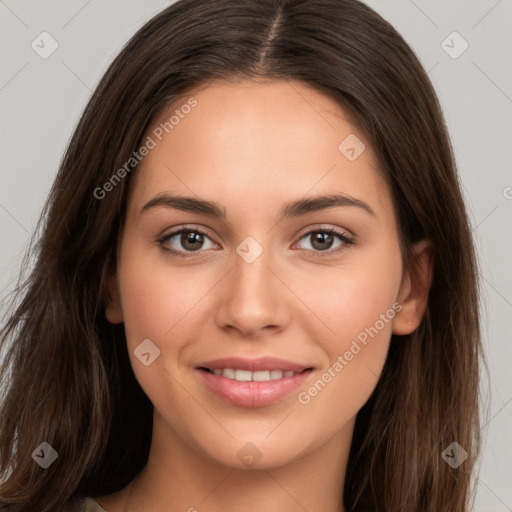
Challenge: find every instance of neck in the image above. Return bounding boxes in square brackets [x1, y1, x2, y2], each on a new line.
[96, 410, 354, 512]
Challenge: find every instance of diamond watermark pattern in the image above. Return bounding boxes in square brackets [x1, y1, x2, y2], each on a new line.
[31, 31, 59, 59]
[237, 442, 262, 467]
[236, 236, 263, 263]
[31, 442, 58, 469]
[441, 31, 469, 59]
[441, 442, 468, 468]
[134, 338, 161, 366]
[338, 134, 366, 161]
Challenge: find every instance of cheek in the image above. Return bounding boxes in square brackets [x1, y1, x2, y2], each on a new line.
[306, 254, 402, 346]
[116, 246, 223, 406]
[118, 269, 174, 347]
[299, 247, 402, 403]
[116, 237, 206, 346]
[115, 249, 202, 411]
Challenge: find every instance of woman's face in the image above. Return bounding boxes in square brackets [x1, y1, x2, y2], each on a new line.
[107, 78, 419, 469]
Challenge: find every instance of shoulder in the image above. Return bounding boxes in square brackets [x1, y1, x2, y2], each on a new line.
[63, 497, 108, 512]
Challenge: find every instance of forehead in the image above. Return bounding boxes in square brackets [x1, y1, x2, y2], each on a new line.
[128, 79, 392, 220]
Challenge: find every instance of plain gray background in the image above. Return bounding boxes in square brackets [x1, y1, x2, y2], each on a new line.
[1, 1, 511, 510]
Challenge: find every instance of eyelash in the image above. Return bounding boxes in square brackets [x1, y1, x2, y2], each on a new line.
[156, 225, 355, 259]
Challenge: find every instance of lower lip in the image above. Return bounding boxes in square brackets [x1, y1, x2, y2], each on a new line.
[196, 369, 313, 407]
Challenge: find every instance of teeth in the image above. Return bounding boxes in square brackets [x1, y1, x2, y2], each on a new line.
[223, 368, 235, 379]
[234, 369, 252, 381]
[210, 368, 301, 381]
[253, 370, 270, 381]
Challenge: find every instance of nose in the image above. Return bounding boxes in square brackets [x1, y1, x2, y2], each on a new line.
[215, 244, 290, 338]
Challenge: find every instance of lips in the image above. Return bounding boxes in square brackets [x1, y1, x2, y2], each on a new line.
[196, 356, 315, 407]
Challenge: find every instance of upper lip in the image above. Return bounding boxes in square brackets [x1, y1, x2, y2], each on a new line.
[197, 356, 314, 372]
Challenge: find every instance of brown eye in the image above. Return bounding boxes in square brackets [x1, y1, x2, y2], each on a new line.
[309, 231, 335, 251]
[158, 227, 217, 257]
[180, 231, 205, 251]
[296, 228, 354, 256]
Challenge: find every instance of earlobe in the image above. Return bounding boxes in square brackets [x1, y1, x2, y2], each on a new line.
[105, 274, 124, 324]
[393, 239, 434, 335]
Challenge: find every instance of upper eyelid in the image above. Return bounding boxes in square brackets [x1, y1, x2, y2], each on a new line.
[295, 225, 354, 241]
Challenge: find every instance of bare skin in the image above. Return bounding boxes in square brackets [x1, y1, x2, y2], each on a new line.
[96, 78, 433, 512]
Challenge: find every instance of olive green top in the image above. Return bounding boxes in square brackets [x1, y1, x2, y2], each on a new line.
[65, 497, 107, 511]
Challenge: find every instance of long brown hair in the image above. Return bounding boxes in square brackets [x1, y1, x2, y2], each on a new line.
[0, 1, 485, 510]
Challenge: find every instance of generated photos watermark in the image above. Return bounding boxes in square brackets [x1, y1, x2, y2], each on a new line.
[297, 301, 402, 405]
[93, 97, 198, 200]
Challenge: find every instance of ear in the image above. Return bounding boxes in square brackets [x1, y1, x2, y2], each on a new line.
[105, 273, 124, 324]
[393, 239, 434, 335]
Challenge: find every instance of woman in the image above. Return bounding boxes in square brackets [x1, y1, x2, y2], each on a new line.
[0, 0, 484, 511]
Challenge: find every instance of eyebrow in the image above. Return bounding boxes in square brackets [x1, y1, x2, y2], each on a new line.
[140, 192, 375, 220]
